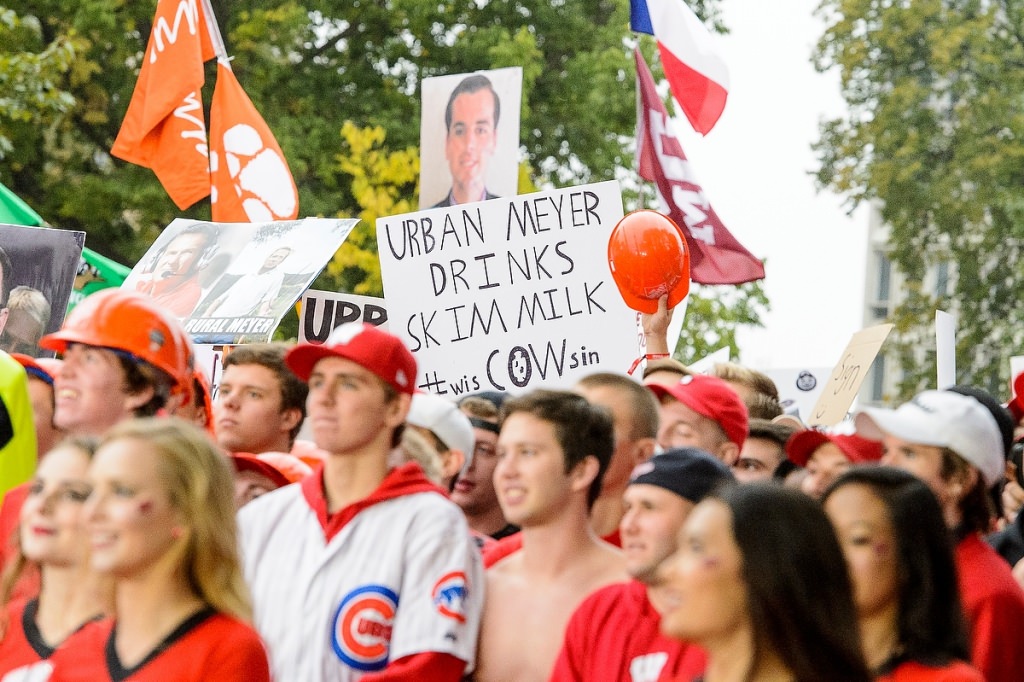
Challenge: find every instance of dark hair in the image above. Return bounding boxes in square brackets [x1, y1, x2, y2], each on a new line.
[713, 484, 872, 682]
[119, 354, 175, 417]
[223, 343, 309, 444]
[822, 467, 971, 668]
[577, 372, 660, 440]
[747, 418, 797, 449]
[0, 246, 11, 307]
[444, 73, 500, 132]
[501, 389, 614, 508]
[940, 448, 995, 534]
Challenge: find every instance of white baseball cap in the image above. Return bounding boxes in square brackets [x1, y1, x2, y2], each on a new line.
[854, 390, 1004, 487]
[407, 392, 476, 469]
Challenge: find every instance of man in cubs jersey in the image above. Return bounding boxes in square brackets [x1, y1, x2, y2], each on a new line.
[238, 323, 483, 680]
[551, 448, 735, 682]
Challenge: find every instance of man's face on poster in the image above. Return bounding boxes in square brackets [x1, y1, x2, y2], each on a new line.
[261, 247, 292, 271]
[0, 308, 44, 355]
[155, 232, 208, 280]
[444, 89, 498, 200]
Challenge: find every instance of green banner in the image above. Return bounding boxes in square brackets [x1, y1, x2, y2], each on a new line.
[0, 182, 44, 226]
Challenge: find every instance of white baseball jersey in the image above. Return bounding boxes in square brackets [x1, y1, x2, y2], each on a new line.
[238, 463, 484, 681]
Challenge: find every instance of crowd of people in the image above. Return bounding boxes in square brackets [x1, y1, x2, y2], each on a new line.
[0, 286, 1023, 681]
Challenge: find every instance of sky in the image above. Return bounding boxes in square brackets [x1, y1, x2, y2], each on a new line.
[672, 0, 870, 370]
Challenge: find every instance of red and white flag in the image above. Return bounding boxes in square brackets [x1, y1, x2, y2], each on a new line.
[111, 0, 216, 209]
[635, 49, 764, 285]
[209, 61, 299, 222]
[630, 0, 729, 135]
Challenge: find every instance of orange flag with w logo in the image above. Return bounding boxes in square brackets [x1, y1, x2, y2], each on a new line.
[209, 61, 298, 222]
[112, 0, 216, 210]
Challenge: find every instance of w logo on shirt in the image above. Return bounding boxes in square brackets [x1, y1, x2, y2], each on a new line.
[629, 652, 668, 682]
[331, 585, 399, 671]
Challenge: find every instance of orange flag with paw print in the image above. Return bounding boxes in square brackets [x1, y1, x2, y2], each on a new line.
[209, 60, 298, 222]
[111, 0, 216, 210]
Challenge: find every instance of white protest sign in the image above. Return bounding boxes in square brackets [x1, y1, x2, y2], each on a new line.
[377, 180, 639, 395]
[762, 367, 832, 424]
[935, 310, 956, 389]
[193, 344, 230, 399]
[299, 289, 388, 344]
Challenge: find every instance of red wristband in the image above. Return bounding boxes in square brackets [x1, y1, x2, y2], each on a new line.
[627, 353, 671, 375]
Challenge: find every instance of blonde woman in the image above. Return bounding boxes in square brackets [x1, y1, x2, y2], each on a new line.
[53, 418, 269, 681]
[0, 437, 111, 679]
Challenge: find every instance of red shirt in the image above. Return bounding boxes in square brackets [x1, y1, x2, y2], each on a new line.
[549, 579, 706, 682]
[955, 533, 1024, 682]
[49, 610, 270, 681]
[876, 659, 985, 682]
[0, 483, 39, 602]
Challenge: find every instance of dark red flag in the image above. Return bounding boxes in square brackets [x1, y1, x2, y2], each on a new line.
[635, 49, 764, 285]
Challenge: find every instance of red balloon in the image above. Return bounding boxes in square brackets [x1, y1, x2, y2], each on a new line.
[607, 210, 690, 314]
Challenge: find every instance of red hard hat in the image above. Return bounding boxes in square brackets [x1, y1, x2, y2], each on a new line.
[39, 289, 195, 393]
[607, 210, 690, 313]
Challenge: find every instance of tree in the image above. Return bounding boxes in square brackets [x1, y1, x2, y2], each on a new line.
[0, 9, 81, 159]
[3, 0, 764, 360]
[813, 0, 1024, 398]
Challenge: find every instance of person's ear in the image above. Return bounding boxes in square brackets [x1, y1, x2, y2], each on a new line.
[124, 384, 156, 413]
[280, 407, 303, 435]
[569, 455, 600, 494]
[717, 441, 740, 468]
[631, 437, 657, 470]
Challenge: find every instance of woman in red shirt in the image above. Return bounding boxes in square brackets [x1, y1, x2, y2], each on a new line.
[51, 418, 270, 681]
[0, 437, 111, 679]
[823, 467, 983, 681]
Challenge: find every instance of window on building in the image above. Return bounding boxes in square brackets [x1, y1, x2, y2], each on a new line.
[935, 261, 949, 297]
[870, 354, 886, 403]
[876, 252, 891, 302]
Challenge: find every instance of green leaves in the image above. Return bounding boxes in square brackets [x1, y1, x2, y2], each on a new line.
[815, 0, 1024, 397]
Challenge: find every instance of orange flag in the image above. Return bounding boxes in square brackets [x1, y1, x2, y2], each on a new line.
[111, 0, 216, 210]
[209, 61, 298, 222]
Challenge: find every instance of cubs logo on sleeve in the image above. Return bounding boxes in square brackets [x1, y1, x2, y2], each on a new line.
[431, 571, 468, 623]
[331, 585, 399, 671]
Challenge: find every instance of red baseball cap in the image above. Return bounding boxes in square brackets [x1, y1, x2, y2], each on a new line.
[231, 452, 313, 489]
[648, 374, 748, 448]
[285, 322, 417, 395]
[786, 430, 883, 468]
[11, 353, 63, 385]
[1008, 371, 1024, 422]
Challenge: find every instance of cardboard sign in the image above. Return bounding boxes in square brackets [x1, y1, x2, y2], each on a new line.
[808, 324, 894, 426]
[299, 289, 389, 344]
[0, 224, 84, 356]
[377, 180, 639, 395]
[122, 217, 358, 344]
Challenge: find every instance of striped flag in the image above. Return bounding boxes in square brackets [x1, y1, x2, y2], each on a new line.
[630, 0, 729, 135]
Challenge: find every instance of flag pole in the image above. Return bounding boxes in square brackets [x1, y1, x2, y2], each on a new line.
[199, 0, 230, 64]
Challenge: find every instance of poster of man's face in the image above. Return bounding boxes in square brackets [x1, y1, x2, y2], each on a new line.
[122, 217, 359, 344]
[0, 224, 84, 357]
[419, 67, 523, 209]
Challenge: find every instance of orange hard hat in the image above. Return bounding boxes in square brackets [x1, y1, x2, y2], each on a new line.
[39, 289, 195, 393]
[231, 451, 313, 488]
[607, 210, 690, 314]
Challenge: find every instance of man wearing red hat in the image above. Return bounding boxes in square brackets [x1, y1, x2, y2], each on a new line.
[238, 322, 482, 681]
[647, 373, 748, 466]
[785, 428, 883, 499]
